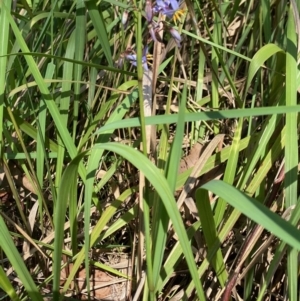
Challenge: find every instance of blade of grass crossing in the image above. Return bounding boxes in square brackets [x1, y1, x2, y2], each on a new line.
[0, 0, 11, 156]
[4, 106, 54, 228]
[219, 19, 254, 84]
[87, 66, 98, 109]
[184, 208, 243, 298]
[78, 80, 138, 149]
[245, 127, 285, 195]
[32, 0, 58, 53]
[285, 5, 298, 300]
[95, 105, 300, 135]
[156, 221, 202, 292]
[238, 113, 281, 191]
[3, 106, 59, 152]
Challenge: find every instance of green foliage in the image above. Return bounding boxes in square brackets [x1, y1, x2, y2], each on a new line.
[0, 0, 299, 300]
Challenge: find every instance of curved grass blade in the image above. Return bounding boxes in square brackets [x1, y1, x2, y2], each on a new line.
[92, 142, 206, 300]
[0, 215, 43, 301]
[58, 143, 206, 300]
[245, 43, 284, 92]
[199, 180, 300, 250]
[0, 265, 20, 301]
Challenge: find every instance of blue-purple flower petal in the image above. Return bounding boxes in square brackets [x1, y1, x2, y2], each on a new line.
[169, 26, 182, 47]
[123, 48, 149, 71]
[169, 0, 179, 11]
[153, 0, 181, 20]
[169, 27, 181, 42]
[145, 0, 153, 22]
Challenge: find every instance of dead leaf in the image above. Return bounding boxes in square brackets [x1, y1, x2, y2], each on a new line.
[60, 262, 131, 301]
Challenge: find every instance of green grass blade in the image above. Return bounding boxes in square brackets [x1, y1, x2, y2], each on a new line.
[257, 193, 300, 300]
[285, 4, 298, 300]
[62, 187, 137, 293]
[73, 0, 86, 140]
[0, 0, 11, 155]
[199, 180, 300, 250]
[95, 105, 300, 134]
[245, 43, 284, 92]
[52, 153, 84, 300]
[152, 84, 187, 289]
[81, 86, 139, 297]
[0, 215, 43, 301]
[285, 4, 298, 209]
[0, 265, 20, 301]
[195, 189, 227, 287]
[93, 142, 206, 300]
[55, 31, 75, 193]
[61, 143, 206, 300]
[214, 117, 243, 227]
[85, 0, 113, 67]
[4, 4, 86, 179]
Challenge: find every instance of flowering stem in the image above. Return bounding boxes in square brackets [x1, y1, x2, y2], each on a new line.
[133, 1, 155, 300]
[135, 0, 147, 157]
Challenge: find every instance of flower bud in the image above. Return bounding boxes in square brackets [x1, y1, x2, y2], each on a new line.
[145, 0, 153, 22]
[122, 10, 129, 26]
[169, 26, 182, 47]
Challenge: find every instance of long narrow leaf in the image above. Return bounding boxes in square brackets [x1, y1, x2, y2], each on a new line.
[199, 180, 300, 250]
[0, 215, 43, 301]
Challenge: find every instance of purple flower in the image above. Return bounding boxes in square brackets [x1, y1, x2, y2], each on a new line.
[148, 21, 164, 43]
[162, 21, 182, 47]
[145, 0, 153, 22]
[153, 0, 184, 21]
[123, 47, 150, 71]
[169, 27, 182, 47]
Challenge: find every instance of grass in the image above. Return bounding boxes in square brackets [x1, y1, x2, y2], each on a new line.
[0, 0, 300, 300]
